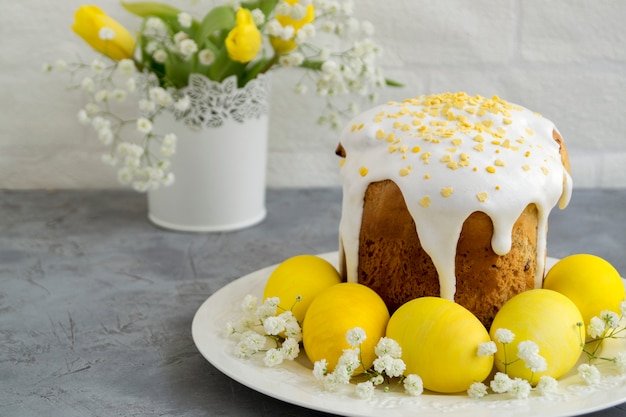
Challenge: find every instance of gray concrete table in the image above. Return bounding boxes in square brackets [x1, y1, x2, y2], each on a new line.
[1, 188, 626, 417]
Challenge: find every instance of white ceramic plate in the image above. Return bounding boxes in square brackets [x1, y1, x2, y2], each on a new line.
[191, 252, 626, 417]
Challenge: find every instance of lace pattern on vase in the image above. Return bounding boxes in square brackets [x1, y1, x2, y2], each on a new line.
[140, 73, 269, 131]
[176, 74, 269, 129]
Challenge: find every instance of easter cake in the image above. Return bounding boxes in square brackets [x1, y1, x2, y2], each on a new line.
[336, 92, 572, 328]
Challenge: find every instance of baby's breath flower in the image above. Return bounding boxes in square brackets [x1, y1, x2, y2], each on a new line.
[509, 378, 531, 399]
[517, 340, 540, 361]
[312, 359, 328, 380]
[263, 315, 286, 335]
[615, 351, 626, 374]
[178, 38, 198, 58]
[241, 294, 258, 313]
[620, 301, 626, 317]
[117, 59, 136, 75]
[136, 117, 153, 134]
[280, 337, 300, 360]
[250, 8, 265, 25]
[477, 341, 497, 357]
[588, 316, 607, 338]
[263, 348, 284, 367]
[346, 327, 366, 347]
[372, 354, 392, 375]
[374, 337, 402, 358]
[98, 27, 116, 40]
[91, 59, 106, 73]
[337, 348, 360, 375]
[198, 49, 216, 66]
[600, 310, 620, 329]
[370, 374, 384, 385]
[149, 87, 173, 107]
[322, 372, 342, 392]
[177, 12, 192, 28]
[332, 364, 352, 385]
[536, 375, 559, 395]
[81, 77, 95, 92]
[490, 372, 512, 393]
[386, 358, 406, 378]
[153, 49, 168, 64]
[256, 297, 279, 319]
[356, 381, 375, 399]
[467, 381, 488, 399]
[494, 328, 515, 344]
[524, 353, 547, 373]
[578, 363, 601, 385]
[403, 374, 424, 396]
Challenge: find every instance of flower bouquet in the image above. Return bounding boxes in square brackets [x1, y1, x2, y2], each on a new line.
[47, 0, 400, 192]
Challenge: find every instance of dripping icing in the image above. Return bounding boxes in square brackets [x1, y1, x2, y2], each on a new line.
[338, 92, 572, 300]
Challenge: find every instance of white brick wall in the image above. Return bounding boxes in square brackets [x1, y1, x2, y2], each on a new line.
[2, 0, 625, 189]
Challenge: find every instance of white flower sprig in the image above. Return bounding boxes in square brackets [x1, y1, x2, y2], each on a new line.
[312, 327, 423, 398]
[468, 328, 555, 400]
[45, 54, 183, 191]
[575, 300, 626, 385]
[225, 294, 302, 366]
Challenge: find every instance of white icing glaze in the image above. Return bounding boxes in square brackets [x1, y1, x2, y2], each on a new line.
[338, 92, 572, 301]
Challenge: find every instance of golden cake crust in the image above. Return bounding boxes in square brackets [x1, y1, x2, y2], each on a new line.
[350, 179, 539, 328]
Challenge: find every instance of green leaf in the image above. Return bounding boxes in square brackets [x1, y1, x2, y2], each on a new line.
[195, 6, 236, 46]
[241, 0, 279, 17]
[121, 1, 182, 19]
[385, 78, 404, 88]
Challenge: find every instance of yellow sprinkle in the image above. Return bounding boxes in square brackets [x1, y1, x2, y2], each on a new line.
[400, 146, 409, 153]
[386, 133, 396, 143]
[399, 165, 412, 176]
[440, 155, 452, 163]
[474, 135, 485, 143]
[446, 147, 457, 153]
[451, 139, 463, 146]
[473, 144, 484, 152]
[441, 187, 454, 198]
[503, 118, 512, 125]
[359, 166, 369, 177]
[502, 139, 511, 149]
[412, 119, 422, 126]
[350, 124, 358, 132]
[525, 151, 531, 157]
[424, 174, 431, 179]
[447, 161, 459, 170]
[476, 192, 489, 203]
[486, 166, 496, 174]
[491, 140, 501, 145]
[516, 138, 526, 144]
[541, 167, 550, 175]
[339, 159, 346, 168]
[495, 185, 501, 190]
[393, 121, 403, 129]
[495, 159, 505, 167]
[388, 145, 398, 153]
[460, 153, 471, 162]
[522, 165, 531, 171]
[376, 129, 386, 140]
[412, 146, 421, 153]
[419, 196, 431, 208]
[525, 128, 535, 136]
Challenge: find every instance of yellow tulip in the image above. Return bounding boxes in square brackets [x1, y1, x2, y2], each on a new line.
[72, 5, 135, 61]
[270, 0, 315, 55]
[225, 8, 262, 63]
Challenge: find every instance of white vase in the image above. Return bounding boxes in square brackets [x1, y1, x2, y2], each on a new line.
[147, 74, 269, 232]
